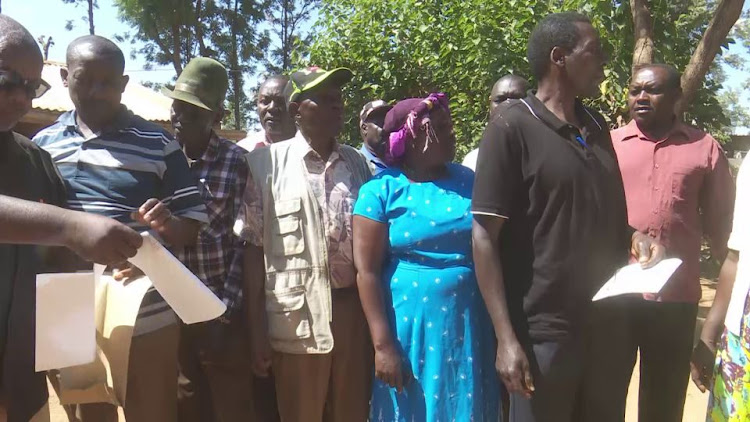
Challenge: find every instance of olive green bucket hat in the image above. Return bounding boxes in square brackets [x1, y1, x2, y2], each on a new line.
[161, 57, 229, 111]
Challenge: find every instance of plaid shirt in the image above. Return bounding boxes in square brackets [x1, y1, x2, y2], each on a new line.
[173, 132, 249, 318]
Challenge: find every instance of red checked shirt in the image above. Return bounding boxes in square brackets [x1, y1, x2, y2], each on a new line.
[612, 120, 735, 303]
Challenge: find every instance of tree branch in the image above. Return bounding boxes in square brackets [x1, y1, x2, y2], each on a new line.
[678, 0, 744, 114]
[194, 0, 210, 56]
[88, 0, 95, 34]
[171, 8, 184, 74]
[631, 0, 654, 69]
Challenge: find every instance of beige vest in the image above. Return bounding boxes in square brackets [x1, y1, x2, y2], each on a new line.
[246, 136, 371, 354]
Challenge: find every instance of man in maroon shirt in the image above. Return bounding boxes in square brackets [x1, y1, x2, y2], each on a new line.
[585, 63, 735, 422]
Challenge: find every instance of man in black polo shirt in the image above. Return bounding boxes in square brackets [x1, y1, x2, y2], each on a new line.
[0, 15, 144, 421]
[472, 12, 664, 422]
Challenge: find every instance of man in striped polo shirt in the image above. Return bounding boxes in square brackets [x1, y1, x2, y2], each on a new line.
[34, 35, 207, 422]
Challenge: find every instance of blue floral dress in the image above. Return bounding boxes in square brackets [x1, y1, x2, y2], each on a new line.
[353, 163, 499, 422]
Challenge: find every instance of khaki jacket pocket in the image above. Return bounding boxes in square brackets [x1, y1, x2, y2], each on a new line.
[266, 285, 312, 341]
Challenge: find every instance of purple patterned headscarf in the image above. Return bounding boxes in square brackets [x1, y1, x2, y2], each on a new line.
[381, 93, 450, 165]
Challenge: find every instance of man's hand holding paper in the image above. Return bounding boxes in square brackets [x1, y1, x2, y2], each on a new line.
[593, 258, 683, 301]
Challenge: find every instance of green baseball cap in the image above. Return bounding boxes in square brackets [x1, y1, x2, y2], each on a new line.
[284, 66, 353, 105]
[162, 57, 229, 112]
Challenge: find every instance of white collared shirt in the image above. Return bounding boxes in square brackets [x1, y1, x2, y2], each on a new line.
[726, 159, 750, 335]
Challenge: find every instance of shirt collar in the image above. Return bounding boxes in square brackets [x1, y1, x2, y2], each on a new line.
[193, 131, 223, 164]
[251, 130, 270, 146]
[521, 90, 604, 135]
[290, 131, 341, 162]
[619, 119, 690, 143]
[359, 144, 386, 168]
[59, 105, 133, 136]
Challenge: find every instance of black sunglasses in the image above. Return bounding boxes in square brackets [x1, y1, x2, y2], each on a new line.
[0, 69, 51, 99]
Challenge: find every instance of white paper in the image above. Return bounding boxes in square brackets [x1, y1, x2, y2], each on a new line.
[128, 232, 226, 324]
[58, 270, 150, 406]
[36, 272, 96, 371]
[592, 258, 683, 301]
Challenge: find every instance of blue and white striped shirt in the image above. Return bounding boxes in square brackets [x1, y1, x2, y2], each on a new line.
[34, 107, 208, 335]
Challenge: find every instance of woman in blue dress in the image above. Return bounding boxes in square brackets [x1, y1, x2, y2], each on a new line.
[352, 93, 499, 421]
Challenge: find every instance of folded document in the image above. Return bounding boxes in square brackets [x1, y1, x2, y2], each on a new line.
[592, 258, 683, 302]
[36, 232, 226, 376]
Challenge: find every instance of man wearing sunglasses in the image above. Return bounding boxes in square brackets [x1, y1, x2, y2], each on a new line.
[0, 15, 147, 421]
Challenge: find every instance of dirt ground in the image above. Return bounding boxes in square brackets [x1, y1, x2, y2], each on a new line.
[47, 281, 718, 422]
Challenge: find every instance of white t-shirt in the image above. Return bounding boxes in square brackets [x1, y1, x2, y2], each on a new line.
[726, 159, 749, 335]
[462, 148, 479, 171]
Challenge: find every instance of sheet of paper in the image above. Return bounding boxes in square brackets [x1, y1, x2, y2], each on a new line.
[128, 232, 226, 324]
[35, 272, 96, 372]
[58, 272, 150, 406]
[592, 258, 683, 301]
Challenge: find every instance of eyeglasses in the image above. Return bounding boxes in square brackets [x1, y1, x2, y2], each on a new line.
[0, 69, 51, 99]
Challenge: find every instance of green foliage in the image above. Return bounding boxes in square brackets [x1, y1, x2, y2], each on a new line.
[305, 0, 736, 155]
[61, 0, 98, 34]
[264, 0, 320, 73]
[114, 0, 269, 129]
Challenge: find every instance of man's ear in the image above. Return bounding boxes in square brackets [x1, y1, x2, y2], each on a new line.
[288, 102, 300, 120]
[213, 109, 227, 127]
[119, 75, 130, 93]
[60, 68, 69, 88]
[550, 46, 566, 69]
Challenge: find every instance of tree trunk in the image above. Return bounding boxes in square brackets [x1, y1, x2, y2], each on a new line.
[283, 0, 291, 71]
[631, 0, 653, 69]
[194, 0, 210, 56]
[43, 37, 53, 60]
[171, 12, 184, 74]
[678, 0, 745, 114]
[231, 0, 242, 130]
[87, 0, 95, 34]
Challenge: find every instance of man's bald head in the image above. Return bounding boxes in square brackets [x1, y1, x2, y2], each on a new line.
[66, 35, 125, 74]
[0, 15, 45, 132]
[63, 35, 129, 130]
[489, 74, 528, 113]
[0, 14, 42, 62]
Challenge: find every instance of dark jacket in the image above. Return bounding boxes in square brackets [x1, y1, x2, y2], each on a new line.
[0, 131, 67, 421]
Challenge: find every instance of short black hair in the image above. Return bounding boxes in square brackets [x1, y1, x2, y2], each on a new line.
[260, 74, 289, 91]
[66, 35, 126, 73]
[0, 14, 42, 61]
[527, 12, 592, 80]
[633, 63, 682, 91]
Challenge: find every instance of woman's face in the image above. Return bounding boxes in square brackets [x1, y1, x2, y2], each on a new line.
[411, 107, 456, 165]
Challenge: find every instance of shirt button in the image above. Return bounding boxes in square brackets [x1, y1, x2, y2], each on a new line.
[655, 164, 660, 169]
[652, 210, 658, 214]
[654, 187, 659, 191]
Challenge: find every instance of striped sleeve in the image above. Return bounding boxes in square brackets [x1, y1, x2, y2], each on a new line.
[161, 140, 208, 223]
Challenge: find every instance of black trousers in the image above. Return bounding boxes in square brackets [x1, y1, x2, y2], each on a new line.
[579, 297, 698, 422]
[509, 336, 587, 422]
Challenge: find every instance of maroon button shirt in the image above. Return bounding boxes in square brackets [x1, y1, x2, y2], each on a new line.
[612, 120, 735, 303]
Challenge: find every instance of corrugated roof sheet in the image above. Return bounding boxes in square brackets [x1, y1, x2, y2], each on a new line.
[33, 61, 172, 122]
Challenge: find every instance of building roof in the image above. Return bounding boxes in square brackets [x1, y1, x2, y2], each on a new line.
[20, 62, 246, 141]
[33, 61, 172, 122]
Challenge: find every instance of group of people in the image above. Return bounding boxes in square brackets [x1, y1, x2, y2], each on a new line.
[0, 8, 747, 422]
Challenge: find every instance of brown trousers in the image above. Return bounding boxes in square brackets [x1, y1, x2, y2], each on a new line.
[77, 323, 180, 422]
[272, 288, 373, 422]
[177, 320, 259, 422]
